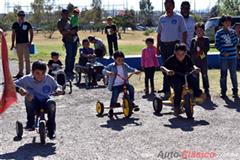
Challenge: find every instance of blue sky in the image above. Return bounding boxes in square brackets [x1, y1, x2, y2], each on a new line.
[1, 0, 218, 13]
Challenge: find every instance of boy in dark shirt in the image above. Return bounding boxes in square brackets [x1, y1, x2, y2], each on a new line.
[78, 39, 95, 66]
[48, 52, 63, 76]
[78, 39, 97, 85]
[161, 43, 203, 116]
[190, 22, 210, 97]
[104, 16, 118, 58]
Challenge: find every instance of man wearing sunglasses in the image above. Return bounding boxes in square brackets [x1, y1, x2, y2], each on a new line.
[11, 10, 34, 79]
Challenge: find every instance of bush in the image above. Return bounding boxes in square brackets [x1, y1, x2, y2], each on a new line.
[143, 28, 154, 36]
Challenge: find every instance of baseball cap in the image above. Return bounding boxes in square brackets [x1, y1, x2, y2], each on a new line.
[17, 11, 25, 17]
[62, 9, 69, 14]
[73, 8, 80, 14]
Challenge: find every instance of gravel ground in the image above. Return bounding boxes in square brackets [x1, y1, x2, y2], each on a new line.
[0, 61, 240, 160]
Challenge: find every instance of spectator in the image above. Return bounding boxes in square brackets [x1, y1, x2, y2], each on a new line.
[57, 9, 78, 80]
[190, 22, 210, 98]
[105, 16, 118, 58]
[88, 35, 106, 58]
[157, 0, 187, 100]
[234, 23, 240, 70]
[180, 1, 196, 51]
[141, 37, 159, 95]
[215, 15, 239, 98]
[11, 10, 34, 79]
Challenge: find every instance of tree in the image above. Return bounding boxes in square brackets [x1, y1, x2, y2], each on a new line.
[31, 0, 45, 27]
[13, 5, 22, 14]
[0, 12, 16, 30]
[218, 0, 240, 16]
[209, 5, 220, 18]
[92, 0, 102, 8]
[42, 1, 61, 38]
[114, 9, 136, 33]
[139, 0, 154, 26]
[192, 13, 203, 22]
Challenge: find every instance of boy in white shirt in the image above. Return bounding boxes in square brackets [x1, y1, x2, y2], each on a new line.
[103, 51, 140, 117]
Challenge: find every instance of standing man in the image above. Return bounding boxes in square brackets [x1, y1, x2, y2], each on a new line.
[105, 16, 118, 59]
[57, 9, 78, 80]
[157, 0, 187, 99]
[180, 1, 196, 51]
[11, 11, 33, 79]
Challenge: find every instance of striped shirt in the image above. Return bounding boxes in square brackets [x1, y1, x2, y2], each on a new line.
[215, 28, 238, 59]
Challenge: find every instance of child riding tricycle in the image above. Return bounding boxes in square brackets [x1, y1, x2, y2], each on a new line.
[96, 51, 140, 118]
[14, 61, 64, 144]
[153, 43, 206, 118]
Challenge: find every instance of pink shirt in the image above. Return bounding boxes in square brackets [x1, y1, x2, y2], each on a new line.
[141, 46, 159, 68]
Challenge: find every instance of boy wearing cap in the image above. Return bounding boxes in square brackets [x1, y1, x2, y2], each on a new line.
[11, 10, 34, 79]
[104, 16, 118, 58]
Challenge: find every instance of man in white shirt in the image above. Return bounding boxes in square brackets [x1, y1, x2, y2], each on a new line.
[180, 1, 196, 50]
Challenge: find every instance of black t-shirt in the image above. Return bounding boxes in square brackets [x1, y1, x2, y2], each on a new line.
[48, 60, 63, 69]
[163, 54, 194, 73]
[79, 48, 94, 66]
[105, 24, 117, 37]
[12, 22, 32, 43]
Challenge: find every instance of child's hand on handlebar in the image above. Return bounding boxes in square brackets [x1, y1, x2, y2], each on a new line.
[134, 70, 141, 75]
[53, 89, 65, 96]
[19, 88, 28, 96]
[167, 70, 175, 76]
[107, 71, 115, 77]
[194, 66, 201, 73]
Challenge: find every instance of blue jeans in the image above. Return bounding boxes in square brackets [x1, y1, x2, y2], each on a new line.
[64, 41, 78, 79]
[25, 98, 56, 135]
[220, 58, 238, 94]
[110, 84, 135, 107]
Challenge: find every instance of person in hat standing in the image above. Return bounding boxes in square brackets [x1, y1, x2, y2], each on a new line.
[57, 9, 78, 80]
[104, 16, 118, 58]
[11, 10, 34, 79]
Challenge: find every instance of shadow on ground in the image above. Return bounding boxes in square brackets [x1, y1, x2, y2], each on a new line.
[198, 98, 218, 110]
[0, 142, 56, 160]
[163, 116, 210, 132]
[223, 97, 240, 112]
[100, 116, 142, 131]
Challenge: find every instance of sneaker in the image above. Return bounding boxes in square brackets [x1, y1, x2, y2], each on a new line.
[220, 93, 227, 99]
[173, 108, 180, 117]
[206, 92, 211, 99]
[132, 103, 140, 112]
[108, 109, 114, 118]
[150, 89, 156, 94]
[233, 93, 239, 99]
[13, 73, 23, 79]
[144, 89, 149, 95]
[48, 132, 56, 140]
[157, 89, 165, 93]
[161, 92, 171, 100]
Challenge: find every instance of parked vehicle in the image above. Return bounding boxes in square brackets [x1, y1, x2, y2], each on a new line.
[205, 16, 240, 42]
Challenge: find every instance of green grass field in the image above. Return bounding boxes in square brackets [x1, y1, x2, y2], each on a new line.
[3, 31, 218, 61]
[131, 70, 240, 97]
[1, 30, 239, 95]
